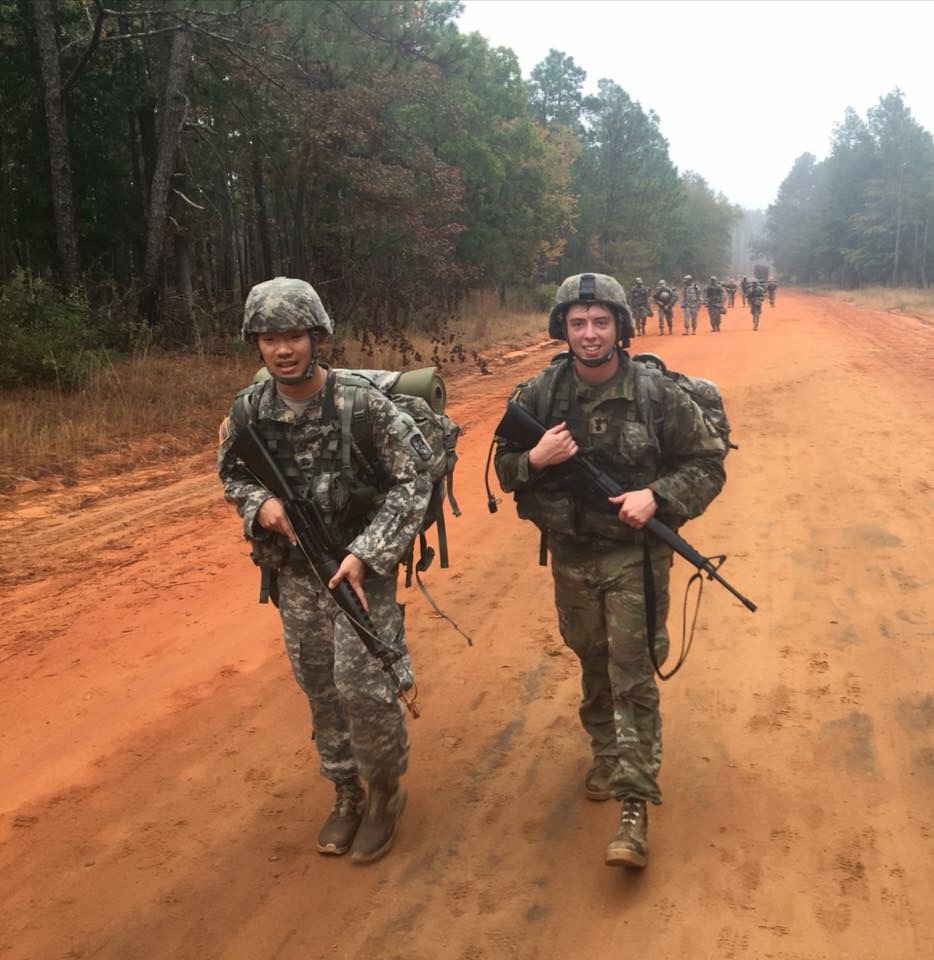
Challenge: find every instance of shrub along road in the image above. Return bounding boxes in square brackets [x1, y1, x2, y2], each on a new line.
[2, 291, 934, 959]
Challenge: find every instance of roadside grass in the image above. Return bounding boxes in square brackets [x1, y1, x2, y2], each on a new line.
[812, 286, 934, 316]
[0, 294, 544, 489]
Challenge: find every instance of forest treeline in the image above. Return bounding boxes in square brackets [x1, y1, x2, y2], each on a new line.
[758, 90, 934, 287]
[0, 0, 737, 385]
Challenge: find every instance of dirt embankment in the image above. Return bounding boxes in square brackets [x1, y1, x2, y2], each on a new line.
[2, 291, 934, 959]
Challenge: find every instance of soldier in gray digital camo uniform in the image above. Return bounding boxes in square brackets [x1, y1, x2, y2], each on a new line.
[494, 273, 725, 869]
[680, 274, 703, 335]
[218, 277, 432, 864]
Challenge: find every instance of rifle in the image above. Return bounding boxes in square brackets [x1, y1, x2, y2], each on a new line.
[231, 422, 419, 716]
[494, 402, 757, 614]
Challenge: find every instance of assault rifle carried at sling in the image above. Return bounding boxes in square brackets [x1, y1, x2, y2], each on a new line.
[494, 402, 757, 614]
[231, 421, 419, 717]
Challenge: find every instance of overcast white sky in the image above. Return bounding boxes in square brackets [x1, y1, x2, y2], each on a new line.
[455, 0, 934, 210]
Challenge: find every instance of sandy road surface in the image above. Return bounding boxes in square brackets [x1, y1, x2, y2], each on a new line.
[2, 291, 934, 960]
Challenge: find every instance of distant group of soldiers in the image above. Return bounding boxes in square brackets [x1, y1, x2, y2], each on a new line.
[627, 274, 778, 336]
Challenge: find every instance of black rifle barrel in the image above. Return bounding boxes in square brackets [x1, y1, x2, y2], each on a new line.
[230, 423, 404, 674]
[495, 402, 757, 613]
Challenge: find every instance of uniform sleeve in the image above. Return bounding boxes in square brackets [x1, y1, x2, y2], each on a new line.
[345, 390, 433, 576]
[647, 380, 726, 521]
[492, 377, 542, 494]
[217, 406, 276, 542]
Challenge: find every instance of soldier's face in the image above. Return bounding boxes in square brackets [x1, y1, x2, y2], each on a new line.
[565, 303, 617, 359]
[257, 330, 316, 378]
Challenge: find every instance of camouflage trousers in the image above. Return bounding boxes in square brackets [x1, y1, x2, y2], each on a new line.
[550, 537, 672, 804]
[657, 304, 674, 332]
[277, 564, 411, 785]
[682, 303, 699, 332]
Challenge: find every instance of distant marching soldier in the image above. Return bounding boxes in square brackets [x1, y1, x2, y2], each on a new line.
[628, 278, 653, 336]
[704, 276, 726, 333]
[766, 278, 778, 306]
[653, 280, 676, 335]
[747, 278, 766, 330]
[679, 275, 702, 335]
[724, 278, 737, 308]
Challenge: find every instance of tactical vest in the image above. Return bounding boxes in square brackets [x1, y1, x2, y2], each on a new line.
[515, 357, 666, 544]
[230, 370, 389, 552]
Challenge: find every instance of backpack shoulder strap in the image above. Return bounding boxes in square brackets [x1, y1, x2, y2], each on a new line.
[537, 354, 573, 424]
[230, 382, 264, 431]
[634, 363, 665, 454]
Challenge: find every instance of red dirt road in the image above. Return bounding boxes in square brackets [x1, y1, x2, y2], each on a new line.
[3, 291, 934, 960]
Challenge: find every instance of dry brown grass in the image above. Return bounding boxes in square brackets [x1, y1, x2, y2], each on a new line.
[814, 286, 934, 317]
[0, 299, 544, 488]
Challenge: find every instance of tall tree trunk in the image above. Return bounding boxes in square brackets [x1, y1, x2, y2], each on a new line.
[31, 0, 79, 289]
[921, 215, 929, 289]
[892, 180, 903, 286]
[139, 25, 193, 326]
[251, 144, 273, 280]
[215, 162, 235, 301]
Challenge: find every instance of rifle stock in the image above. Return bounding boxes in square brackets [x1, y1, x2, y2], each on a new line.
[230, 423, 418, 711]
[495, 403, 757, 613]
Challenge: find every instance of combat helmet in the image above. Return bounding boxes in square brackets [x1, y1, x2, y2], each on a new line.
[242, 277, 333, 340]
[548, 273, 634, 365]
[242, 277, 333, 384]
[631, 351, 668, 374]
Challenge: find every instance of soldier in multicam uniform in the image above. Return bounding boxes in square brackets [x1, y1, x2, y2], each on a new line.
[628, 278, 653, 336]
[218, 277, 432, 864]
[652, 280, 676, 335]
[494, 273, 725, 869]
[679, 274, 703, 335]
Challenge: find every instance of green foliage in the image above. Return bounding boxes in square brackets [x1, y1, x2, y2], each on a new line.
[0, 271, 103, 389]
[1, 0, 744, 342]
[761, 90, 934, 287]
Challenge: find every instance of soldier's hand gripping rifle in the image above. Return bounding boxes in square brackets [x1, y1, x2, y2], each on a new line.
[231, 422, 419, 717]
[494, 403, 757, 614]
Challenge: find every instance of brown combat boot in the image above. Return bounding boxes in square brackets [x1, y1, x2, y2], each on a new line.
[605, 797, 648, 868]
[350, 777, 407, 864]
[316, 777, 366, 856]
[584, 757, 615, 801]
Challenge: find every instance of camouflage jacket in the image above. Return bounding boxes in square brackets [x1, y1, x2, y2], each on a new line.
[680, 282, 703, 306]
[705, 282, 725, 306]
[653, 285, 676, 307]
[218, 372, 432, 577]
[494, 355, 726, 545]
[629, 284, 650, 308]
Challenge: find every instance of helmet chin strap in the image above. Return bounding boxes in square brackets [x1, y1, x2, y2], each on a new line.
[569, 345, 618, 368]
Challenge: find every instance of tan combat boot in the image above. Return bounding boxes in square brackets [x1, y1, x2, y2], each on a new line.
[584, 757, 615, 801]
[351, 777, 407, 864]
[316, 777, 366, 856]
[605, 797, 648, 868]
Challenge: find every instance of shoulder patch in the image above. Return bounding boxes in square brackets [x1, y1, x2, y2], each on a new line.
[410, 432, 433, 462]
[218, 416, 232, 445]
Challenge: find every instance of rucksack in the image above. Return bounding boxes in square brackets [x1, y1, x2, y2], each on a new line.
[631, 352, 735, 455]
[230, 365, 463, 582]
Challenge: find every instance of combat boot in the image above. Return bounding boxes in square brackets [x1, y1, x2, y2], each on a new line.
[605, 797, 648, 868]
[316, 776, 366, 856]
[351, 777, 407, 864]
[584, 757, 615, 801]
